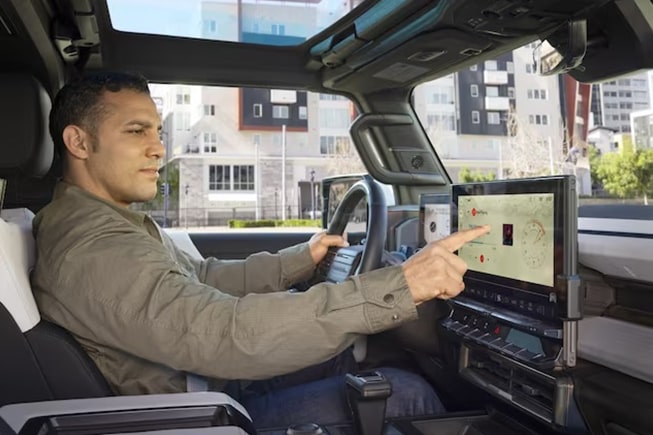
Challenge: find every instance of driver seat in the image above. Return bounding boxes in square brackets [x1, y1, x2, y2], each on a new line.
[0, 73, 112, 406]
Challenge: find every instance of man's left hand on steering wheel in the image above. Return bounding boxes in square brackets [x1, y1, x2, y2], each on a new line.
[308, 231, 349, 265]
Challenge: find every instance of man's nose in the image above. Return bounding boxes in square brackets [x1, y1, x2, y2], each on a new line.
[149, 135, 166, 159]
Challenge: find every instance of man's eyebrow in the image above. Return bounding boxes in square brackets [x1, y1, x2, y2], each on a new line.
[123, 119, 158, 129]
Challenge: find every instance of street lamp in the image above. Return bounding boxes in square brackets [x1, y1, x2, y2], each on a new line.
[160, 130, 170, 228]
[310, 169, 315, 219]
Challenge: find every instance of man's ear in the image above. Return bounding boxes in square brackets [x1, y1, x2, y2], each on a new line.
[62, 125, 92, 160]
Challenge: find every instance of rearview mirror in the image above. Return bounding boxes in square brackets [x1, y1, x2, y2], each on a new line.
[536, 20, 587, 76]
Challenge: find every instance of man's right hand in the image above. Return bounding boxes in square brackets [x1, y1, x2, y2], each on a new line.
[402, 225, 490, 305]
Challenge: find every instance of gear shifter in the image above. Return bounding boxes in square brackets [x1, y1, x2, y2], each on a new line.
[345, 371, 392, 435]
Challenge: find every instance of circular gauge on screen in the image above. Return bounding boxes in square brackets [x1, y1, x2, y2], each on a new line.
[520, 219, 547, 268]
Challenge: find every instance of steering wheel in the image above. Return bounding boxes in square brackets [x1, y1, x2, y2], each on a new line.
[324, 175, 387, 275]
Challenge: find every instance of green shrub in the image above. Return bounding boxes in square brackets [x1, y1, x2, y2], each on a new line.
[228, 219, 321, 228]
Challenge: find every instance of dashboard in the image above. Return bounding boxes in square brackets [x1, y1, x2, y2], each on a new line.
[417, 176, 584, 432]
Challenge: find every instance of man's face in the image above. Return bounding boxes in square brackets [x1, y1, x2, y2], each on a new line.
[83, 90, 164, 207]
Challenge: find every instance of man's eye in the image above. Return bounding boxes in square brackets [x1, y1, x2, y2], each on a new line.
[128, 129, 145, 135]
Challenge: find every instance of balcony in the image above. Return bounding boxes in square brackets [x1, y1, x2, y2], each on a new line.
[483, 70, 508, 85]
[485, 96, 510, 111]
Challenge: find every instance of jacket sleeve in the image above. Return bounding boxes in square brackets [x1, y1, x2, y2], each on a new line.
[178, 239, 316, 296]
[42, 226, 418, 381]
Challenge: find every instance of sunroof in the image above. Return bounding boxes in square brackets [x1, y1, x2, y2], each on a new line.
[107, 0, 361, 46]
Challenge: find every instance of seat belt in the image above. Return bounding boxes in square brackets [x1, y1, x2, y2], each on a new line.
[186, 373, 209, 392]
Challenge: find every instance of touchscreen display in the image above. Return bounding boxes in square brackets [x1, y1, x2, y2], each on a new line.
[451, 175, 579, 321]
[457, 193, 554, 287]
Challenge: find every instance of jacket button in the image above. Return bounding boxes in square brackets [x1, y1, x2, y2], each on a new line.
[383, 294, 395, 304]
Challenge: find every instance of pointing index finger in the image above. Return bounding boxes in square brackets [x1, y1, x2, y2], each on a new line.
[438, 225, 490, 252]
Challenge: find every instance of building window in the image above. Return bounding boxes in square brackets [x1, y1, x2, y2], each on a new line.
[203, 132, 217, 153]
[508, 87, 515, 99]
[470, 64, 478, 71]
[529, 114, 549, 125]
[506, 61, 514, 73]
[176, 89, 191, 105]
[204, 104, 215, 116]
[525, 63, 535, 74]
[253, 104, 263, 118]
[209, 165, 231, 191]
[319, 108, 351, 129]
[485, 60, 498, 71]
[486, 86, 499, 97]
[298, 106, 308, 120]
[320, 135, 350, 154]
[487, 112, 501, 125]
[472, 111, 480, 124]
[319, 94, 348, 100]
[209, 165, 255, 191]
[272, 105, 289, 119]
[528, 89, 548, 100]
[203, 20, 217, 33]
[175, 112, 190, 131]
[233, 165, 255, 191]
[427, 113, 455, 131]
[271, 24, 286, 35]
[470, 84, 479, 97]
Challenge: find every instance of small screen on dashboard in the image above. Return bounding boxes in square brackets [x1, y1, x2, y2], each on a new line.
[457, 193, 555, 287]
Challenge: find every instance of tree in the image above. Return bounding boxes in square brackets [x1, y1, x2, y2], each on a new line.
[503, 108, 564, 178]
[595, 147, 653, 204]
[135, 162, 180, 211]
[588, 145, 602, 192]
[325, 137, 366, 176]
[459, 167, 497, 182]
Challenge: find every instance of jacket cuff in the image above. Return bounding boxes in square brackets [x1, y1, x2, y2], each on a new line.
[279, 242, 315, 285]
[354, 265, 418, 333]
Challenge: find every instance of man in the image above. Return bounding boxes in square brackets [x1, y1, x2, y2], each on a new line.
[31, 72, 489, 428]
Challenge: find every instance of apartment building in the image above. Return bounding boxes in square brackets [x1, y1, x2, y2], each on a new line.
[591, 72, 650, 133]
[414, 43, 564, 181]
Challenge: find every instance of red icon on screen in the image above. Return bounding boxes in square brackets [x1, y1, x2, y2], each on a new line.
[480, 255, 485, 263]
[471, 208, 477, 216]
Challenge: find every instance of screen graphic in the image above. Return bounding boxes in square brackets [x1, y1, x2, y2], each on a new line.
[423, 203, 451, 243]
[458, 193, 554, 287]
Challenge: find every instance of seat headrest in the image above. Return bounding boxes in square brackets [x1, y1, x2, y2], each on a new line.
[0, 74, 54, 177]
[0, 208, 40, 332]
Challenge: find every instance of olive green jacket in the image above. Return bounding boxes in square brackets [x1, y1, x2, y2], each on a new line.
[31, 182, 418, 395]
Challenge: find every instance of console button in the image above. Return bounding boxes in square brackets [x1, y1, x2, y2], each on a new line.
[479, 334, 500, 345]
[488, 338, 507, 350]
[502, 344, 522, 355]
[516, 349, 537, 361]
[457, 326, 474, 336]
[448, 321, 465, 332]
[468, 329, 485, 340]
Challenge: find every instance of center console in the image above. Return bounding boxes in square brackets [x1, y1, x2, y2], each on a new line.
[414, 176, 585, 434]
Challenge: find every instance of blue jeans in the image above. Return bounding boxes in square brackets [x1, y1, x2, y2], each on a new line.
[228, 350, 446, 429]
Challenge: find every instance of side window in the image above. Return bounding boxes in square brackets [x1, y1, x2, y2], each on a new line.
[144, 84, 365, 228]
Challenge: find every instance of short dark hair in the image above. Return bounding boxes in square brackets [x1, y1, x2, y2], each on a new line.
[49, 71, 150, 156]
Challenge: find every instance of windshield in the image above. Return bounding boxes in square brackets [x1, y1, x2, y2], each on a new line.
[413, 41, 653, 206]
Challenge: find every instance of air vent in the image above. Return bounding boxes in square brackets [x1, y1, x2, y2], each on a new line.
[408, 50, 446, 62]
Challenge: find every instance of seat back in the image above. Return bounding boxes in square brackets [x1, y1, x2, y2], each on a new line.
[0, 73, 112, 406]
